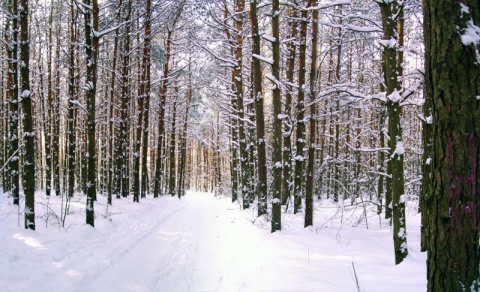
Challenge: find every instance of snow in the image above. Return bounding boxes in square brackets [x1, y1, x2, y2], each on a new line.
[393, 141, 405, 156]
[252, 54, 273, 65]
[460, 3, 469, 16]
[426, 115, 433, 124]
[379, 38, 397, 48]
[387, 89, 402, 103]
[0, 191, 426, 291]
[459, 20, 480, 46]
[261, 34, 276, 43]
[21, 90, 31, 98]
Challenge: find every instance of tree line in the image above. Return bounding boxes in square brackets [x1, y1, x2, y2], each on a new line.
[1, 0, 479, 290]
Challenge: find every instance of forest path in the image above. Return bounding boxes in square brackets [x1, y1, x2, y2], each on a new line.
[83, 193, 270, 292]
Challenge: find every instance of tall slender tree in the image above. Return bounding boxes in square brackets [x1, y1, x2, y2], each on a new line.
[7, 0, 19, 206]
[271, 0, 282, 232]
[304, 0, 319, 228]
[378, 0, 407, 264]
[20, 0, 35, 230]
[249, 0, 267, 217]
[83, 0, 99, 226]
[293, 0, 308, 214]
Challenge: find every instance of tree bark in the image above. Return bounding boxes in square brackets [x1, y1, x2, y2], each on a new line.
[423, 0, 480, 290]
[83, 0, 99, 226]
[305, 0, 318, 228]
[20, 0, 35, 230]
[293, 1, 308, 214]
[271, 0, 282, 232]
[249, 0, 267, 217]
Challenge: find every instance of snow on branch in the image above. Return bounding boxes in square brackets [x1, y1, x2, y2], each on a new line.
[252, 54, 274, 65]
[321, 82, 387, 103]
[94, 21, 132, 38]
[304, 0, 351, 11]
[0, 143, 24, 172]
[198, 44, 237, 68]
[345, 24, 382, 33]
[344, 142, 390, 153]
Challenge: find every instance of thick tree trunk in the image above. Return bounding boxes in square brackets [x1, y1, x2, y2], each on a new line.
[423, 1, 480, 290]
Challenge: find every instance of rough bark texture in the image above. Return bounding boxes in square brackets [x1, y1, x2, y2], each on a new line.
[423, 0, 480, 290]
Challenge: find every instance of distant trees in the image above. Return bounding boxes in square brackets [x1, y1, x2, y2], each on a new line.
[0, 0, 439, 269]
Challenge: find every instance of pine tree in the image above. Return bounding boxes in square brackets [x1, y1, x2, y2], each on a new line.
[423, 0, 480, 290]
[20, 0, 35, 230]
[248, 0, 267, 217]
[271, 0, 282, 232]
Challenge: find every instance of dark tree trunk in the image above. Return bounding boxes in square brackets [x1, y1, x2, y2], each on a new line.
[423, 0, 480, 290]
[379, 0, 407, 264]
[83, 0, 99, 226]
[20, 0, 35, 230]
[305, 0, 318, 228]
[271, 0, 282, 232]
[293, 2, 308, 214]
[249, 0, 267, 217]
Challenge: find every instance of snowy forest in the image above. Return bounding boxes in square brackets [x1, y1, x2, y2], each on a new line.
[1, 0, 479, 291]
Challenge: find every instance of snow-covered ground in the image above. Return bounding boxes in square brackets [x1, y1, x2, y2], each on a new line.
[0, 190, 426, 291]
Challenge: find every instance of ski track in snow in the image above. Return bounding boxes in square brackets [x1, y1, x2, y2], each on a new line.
[1, 192, 427, 292]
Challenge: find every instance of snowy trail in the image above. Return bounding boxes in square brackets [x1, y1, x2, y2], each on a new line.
[83, 194, 249, 292]
[1, 191, 427, 292]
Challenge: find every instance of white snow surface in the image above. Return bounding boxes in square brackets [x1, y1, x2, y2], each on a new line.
[0, 191, 426, 291]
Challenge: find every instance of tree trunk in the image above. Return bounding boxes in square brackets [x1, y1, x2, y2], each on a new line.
[168, 95, 178, 196]
[83, 0, 99, 226]
[20, 0, 35, 230]
[249, 0, 267, 217]
[271, 0, 282, 232]
[305, 0, 318, 228]
[379, 0, 407, 264]
[423, 1, 480, 290]
[67, 0, 77, 199]
[7, 0, 20, 206]
[293, 1, 308, 214]
[282, 6, 298, 206]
